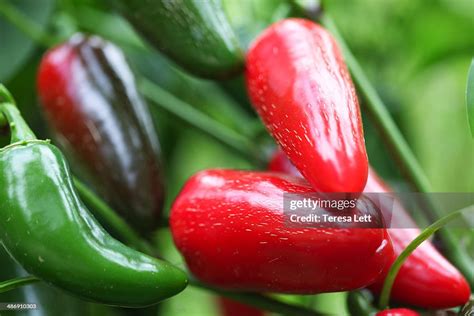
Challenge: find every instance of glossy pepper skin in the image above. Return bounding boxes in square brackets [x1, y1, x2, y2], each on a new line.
[0, 99, 187, 307]
[111, 0, 243, 79]
[37, 34, 164, 234]
[246, 18, 368, 194]
[269, 150, 471, 308]
[170, 169, 393, 293]
[376, 309, 420, 316]
[218, 297, 264, 316]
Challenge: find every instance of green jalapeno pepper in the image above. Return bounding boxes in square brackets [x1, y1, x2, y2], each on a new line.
[111, 0, 243, 79]
[0, 85, 187, 307]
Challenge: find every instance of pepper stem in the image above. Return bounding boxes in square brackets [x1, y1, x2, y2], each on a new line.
[0, 83, 15, 104]
[0, 85, 36, 143]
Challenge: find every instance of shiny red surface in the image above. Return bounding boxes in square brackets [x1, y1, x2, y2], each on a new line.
[37, 35, 164, 232]
[218, 297, 264, 316]
[170, 169, 392, 293]
[246, 18, 368, 194]
[268, 150, 471, 308]
[376, 308, 420, 316]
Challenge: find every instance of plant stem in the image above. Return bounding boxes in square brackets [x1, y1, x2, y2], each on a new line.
[321, 14, 474, 285]
[189, 277, 323, 316]
[466, 58, 474, 138]
[0, 0, 57, 48]
[0, 84, 16, 104]
[379, 204, 474, 309]
[73, 178, 155, 255]
[139, 78, 265, 167]
[0, 102, 37, 143]
[0, 84, 13, 130]
[0, 276, 40, 294]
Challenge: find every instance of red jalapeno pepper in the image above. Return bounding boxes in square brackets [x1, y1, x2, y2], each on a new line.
[246, 18, 368, 194]
[37, 34, 164, 234]
[170, 169, 392, 293]
[268, 150, 471, 308]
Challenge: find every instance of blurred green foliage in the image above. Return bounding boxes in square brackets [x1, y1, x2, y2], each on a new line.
[0, 0, 473, 315]
[327, 0, 474, 192]
[0, 0, 54, 81]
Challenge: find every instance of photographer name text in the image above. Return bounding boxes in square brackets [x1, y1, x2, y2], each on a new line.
[289, 213, 372, 224]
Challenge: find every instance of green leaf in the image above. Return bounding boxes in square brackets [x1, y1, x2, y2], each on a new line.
[467, 58, 474, 137]
[0, 0, 55, 82]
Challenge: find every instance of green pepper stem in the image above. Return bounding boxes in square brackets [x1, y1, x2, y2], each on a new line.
[378, 204, 474, 309]
[0, 84, 15, 104]
[467, 58, 474, 137]
[0, 276, 40, 294]
[0, 101, 37, 143]
[0, 85, 13, 132]
[320, 14, 474, 286]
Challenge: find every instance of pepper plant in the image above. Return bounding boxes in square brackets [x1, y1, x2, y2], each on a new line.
[0, 0, 473, 315]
